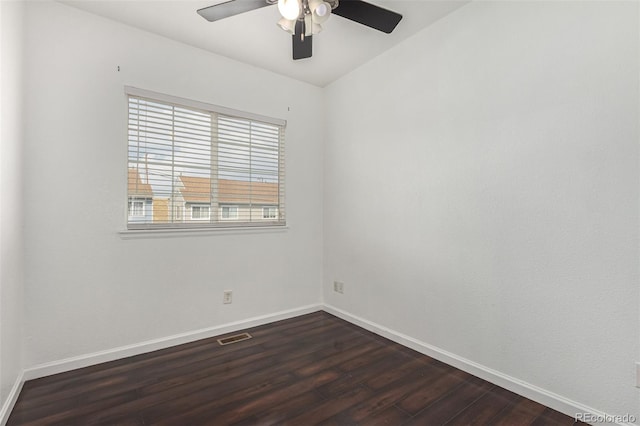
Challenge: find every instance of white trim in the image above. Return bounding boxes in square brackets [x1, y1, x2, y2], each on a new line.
[124, 86, 286, 127]
[0, 371, 24, 426]
[23, 304, 321, 381]
[119, 225, 288, 239]
[322, 304, 635, 426]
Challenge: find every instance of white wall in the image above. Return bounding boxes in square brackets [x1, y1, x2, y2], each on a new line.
[22, 1, 323, 367]
[324, 0, 639, 420]
[0, 0, 25, 409]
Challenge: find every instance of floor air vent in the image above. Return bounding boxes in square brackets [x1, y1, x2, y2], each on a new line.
[217, 332, 252, 346]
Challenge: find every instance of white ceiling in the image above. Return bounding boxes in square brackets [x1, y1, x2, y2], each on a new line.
[60, 0, 469, 87]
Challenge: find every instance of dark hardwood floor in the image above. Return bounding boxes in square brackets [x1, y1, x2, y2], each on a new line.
[8, 312, 582, 425]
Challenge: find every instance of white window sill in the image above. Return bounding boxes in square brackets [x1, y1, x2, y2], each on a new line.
[119, 225, 288, 239]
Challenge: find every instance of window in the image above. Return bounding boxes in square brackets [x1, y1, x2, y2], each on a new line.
[221, 206, 239, 220]
[263, 206, 277, 219]
[128, 199, 145, 217]
[126, 87, 286, 230]
[191, 205, 210, 220]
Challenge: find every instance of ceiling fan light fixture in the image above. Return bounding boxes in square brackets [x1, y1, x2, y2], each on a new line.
[197, 0, 402, 60]
[309, 0, 331, 24]
[277, 0, 301, 20]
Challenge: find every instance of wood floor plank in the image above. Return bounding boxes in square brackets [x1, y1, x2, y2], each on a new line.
[293, 341, 384, 378]
[329, 365, 467, 423]
[531, 407, 582, 426]
[489, 396, 550, 425]
[352, 405, 412, 426]
[336, 345, 397, 373]
[364, 355, 433, 390]
[11, 390, 140, 426]
[155, 369, 343, 425]
[405, 376, 495, 425]
[443, 384, 520, 425]
[7, 311, 577, 426]
[281, 385, 373, 425]
[139, 371, 298, 425]
[315, 351, 413, 398]
[396, 367, 470, 415]
[229, 390, 326, 426]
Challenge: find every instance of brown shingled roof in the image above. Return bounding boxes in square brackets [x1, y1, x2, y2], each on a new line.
[128, 168, 153, 197]
[178, 176, 278, 205]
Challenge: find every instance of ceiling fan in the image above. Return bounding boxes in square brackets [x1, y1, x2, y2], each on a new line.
[197, 0, 402, 60]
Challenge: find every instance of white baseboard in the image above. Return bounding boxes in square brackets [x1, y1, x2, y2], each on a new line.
[0, 371, 24, 426]
[23, 304, 322, 381]
[322, 304, 635, 426]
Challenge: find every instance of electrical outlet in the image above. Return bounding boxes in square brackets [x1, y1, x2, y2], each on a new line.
[333, 281, 344, 294]
[223, 290, 232, 304]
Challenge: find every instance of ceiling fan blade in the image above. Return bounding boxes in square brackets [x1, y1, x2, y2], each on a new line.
[332, 0, 402, 34]
[197, 0, 272, 22]
[292, 20, 312, 60]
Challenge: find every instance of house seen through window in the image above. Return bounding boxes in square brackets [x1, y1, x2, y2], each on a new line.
[126, 87, 286, 230]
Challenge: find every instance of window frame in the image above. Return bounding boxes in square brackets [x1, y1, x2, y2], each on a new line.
[190, 204, 211, 221]
[262, 206, 277, 219]
[128, 198, 145, 218]
[220, 205, 239, 220]
[125, 86, 286, 232]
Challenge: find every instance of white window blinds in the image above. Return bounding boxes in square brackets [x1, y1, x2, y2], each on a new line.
[126, 87, 285, 230]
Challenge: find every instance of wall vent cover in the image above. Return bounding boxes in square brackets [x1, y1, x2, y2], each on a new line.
[217, 332, 252, 346]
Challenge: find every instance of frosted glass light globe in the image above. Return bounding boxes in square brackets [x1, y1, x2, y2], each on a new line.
[278, 0, 300, 20]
